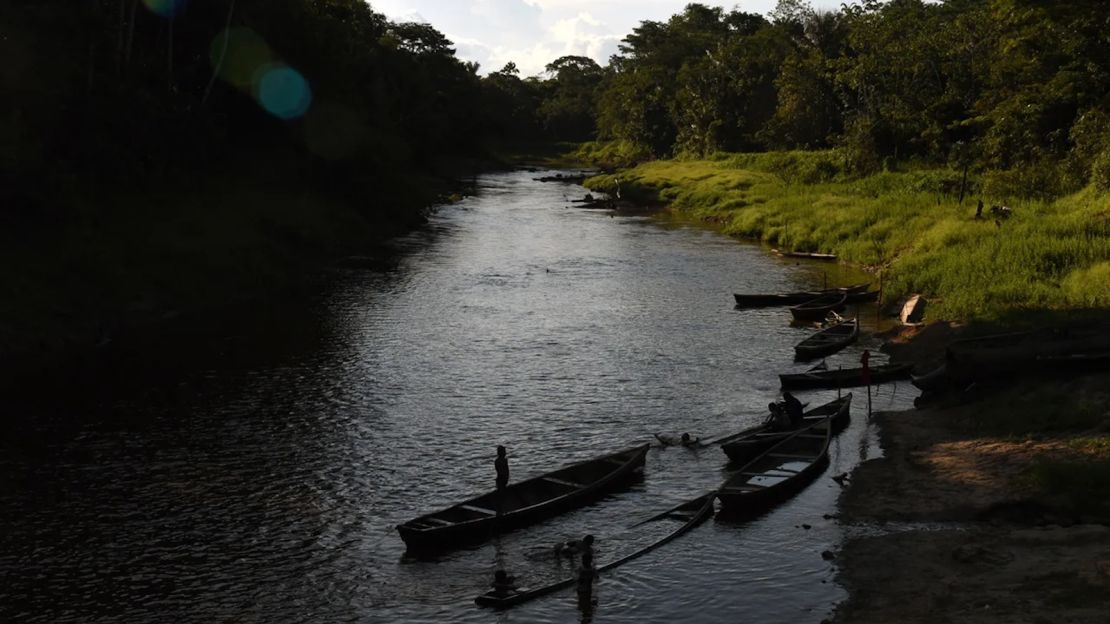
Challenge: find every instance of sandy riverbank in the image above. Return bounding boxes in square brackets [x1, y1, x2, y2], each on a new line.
[830, 328, 1110, 623]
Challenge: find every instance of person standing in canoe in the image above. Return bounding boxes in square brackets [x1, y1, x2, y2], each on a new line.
[494, 445, 510, 515]
[495, 446, 510, 490]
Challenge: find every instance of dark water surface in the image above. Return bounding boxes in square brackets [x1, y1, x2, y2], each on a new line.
[1, 170, 917, 623]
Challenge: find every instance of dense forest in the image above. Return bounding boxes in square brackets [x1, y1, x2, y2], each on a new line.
[2, 0, 1108, 364]
[2, 0, 580, 214]
[8, 0, 1108, 218]
[0, 0, 598, 366]
[579, 0, 1110, 198]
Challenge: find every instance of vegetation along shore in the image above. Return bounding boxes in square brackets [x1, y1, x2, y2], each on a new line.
[562, 2, 1110, 620]
[6, 0, 1109, 620]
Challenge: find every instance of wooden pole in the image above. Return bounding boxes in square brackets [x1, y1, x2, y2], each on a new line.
[861, 350, 872, 419]
[876, 269, 883, 324]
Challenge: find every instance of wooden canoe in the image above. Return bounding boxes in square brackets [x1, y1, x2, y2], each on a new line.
[717, 417, 832, 514]
[397, 444, 649, 551]
[944, 328, 1110, 383]
[721, 394, 852, 465]
[794, 318, 859, 361]
[474, 492, 716, 609]
[779, 363, 913, 390]
[733, 282, 870, 308]
[910, 363, 952, 392]
[789, 293, 848, 323]
[773, 249, 838, 261]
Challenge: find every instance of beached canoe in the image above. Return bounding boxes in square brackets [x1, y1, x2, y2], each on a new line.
[397, 444, 650, 551]
[717, 417, 832, 514]
[790, 293, 848, 323]
[794, 318, 859, 361]
[474, 492, 716, 609]
[944, 328, 1110, 383]
[779, 363, 913, 390]
[773, 249, 838, 261]
[733, 282, 870, 308]
[721, 394, 852, 465]
[911, 363, 953, 392]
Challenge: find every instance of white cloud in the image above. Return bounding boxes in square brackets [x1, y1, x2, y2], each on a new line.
[370, 0, 850, 75]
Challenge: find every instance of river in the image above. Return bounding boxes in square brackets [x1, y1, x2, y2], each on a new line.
[0, 169, 918, 623]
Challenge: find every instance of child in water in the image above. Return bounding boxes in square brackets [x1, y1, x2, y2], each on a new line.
[555, 534, 595, 559]
[489, 569, 517, 596]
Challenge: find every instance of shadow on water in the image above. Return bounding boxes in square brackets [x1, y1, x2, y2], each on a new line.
[0, 169, 917, 624]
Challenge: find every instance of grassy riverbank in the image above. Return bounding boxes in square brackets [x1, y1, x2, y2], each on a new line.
[584, 152, 1110, 321]
[583, 152, 1110, 623]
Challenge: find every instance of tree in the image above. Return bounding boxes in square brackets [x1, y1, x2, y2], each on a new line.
[539, 56, 603, 140]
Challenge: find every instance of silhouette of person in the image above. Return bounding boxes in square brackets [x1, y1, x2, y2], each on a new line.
[782, 392, 804, 428]
[769, 402, 791, 431]
[495, 445, 509, 491]
[577, 550, 596, 593]
[495, 445, 510, 515]
[489, 569, 516, 597]
[556, 534, 595, 558]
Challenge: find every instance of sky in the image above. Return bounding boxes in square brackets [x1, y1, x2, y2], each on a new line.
[370, 1, 850, 76]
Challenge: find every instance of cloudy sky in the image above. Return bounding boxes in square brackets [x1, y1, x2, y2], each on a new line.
[370, 1, 849, 76]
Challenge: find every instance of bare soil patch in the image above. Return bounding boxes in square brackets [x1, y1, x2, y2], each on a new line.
[832, 379, 1110, 623]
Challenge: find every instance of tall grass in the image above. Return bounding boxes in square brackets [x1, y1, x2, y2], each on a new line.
[585, 152, 1110, 320]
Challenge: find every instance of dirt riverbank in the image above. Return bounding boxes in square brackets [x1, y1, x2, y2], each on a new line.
[831, 327, 1110, 623]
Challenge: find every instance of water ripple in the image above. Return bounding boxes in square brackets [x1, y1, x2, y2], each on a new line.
[0, 169, 917, 624]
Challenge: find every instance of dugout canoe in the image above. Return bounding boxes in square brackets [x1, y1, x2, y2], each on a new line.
[717, 417, 832, 514]
[779, 363, 913, 390]
[790, 293, 848, 323]
[397, 444, 649, 551]
[474, 491, 716, 609]
[721, 394, 852, 465]
[773, 249, 838, 261]
[794, 318, 859, 361]
[733, 282, 871, 308]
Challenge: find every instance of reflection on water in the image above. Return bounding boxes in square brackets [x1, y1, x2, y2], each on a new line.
[0, 170, 917, 623]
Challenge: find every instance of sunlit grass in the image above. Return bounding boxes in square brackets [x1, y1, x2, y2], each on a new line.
[586, 153, 1110, 320]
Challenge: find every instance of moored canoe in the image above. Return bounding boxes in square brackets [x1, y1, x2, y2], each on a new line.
[397, 444, 649, 552]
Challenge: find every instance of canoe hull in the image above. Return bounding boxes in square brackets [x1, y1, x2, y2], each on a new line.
[794, 319, 859, 361]
[398, 444, 649, 552]
[717, 419, 833, 515]
[733, 283, 871, 308]
[789, 293, 848, 323]
[474, 492, 715, 609]
[779, 363, 912, 390]
[722, 395, 851, 464]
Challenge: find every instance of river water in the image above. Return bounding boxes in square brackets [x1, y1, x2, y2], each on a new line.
[0, 170, 917, 623]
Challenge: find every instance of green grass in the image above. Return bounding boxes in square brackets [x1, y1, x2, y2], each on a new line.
[585, 152, 1110, 320]
[487, 141, 589, 168]
[1026, 457, 1110, 521]
[948, 382, 1109, 437]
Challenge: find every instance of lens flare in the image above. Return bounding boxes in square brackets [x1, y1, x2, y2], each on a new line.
[254, 65, 313, 120]
[141, 0, 185, 18]
[210, 28, 274, 90]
